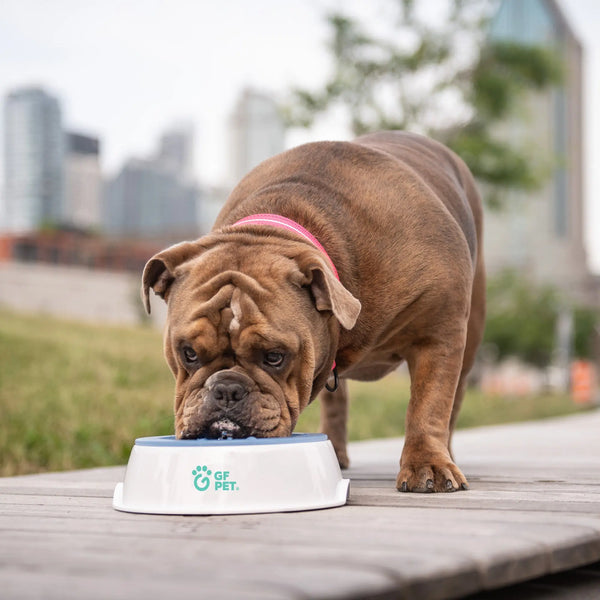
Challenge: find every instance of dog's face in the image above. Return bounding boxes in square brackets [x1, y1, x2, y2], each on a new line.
[142, 233, 360, 439]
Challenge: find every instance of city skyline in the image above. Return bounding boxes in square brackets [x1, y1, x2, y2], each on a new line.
[0, 0, 598, 268]
[1, 84, 287, 238]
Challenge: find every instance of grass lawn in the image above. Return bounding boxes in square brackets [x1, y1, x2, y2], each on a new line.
[0, 309, 591, 476]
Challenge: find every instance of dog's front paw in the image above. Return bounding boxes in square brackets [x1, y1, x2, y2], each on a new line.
[396, 446, 468, 493]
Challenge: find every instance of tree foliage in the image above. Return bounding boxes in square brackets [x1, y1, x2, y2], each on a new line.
[484, 270, 598, 368]
[283, 0, 562, 205]
[573, 306, 599, 360]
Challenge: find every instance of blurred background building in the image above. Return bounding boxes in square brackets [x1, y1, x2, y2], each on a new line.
[485, 0, 595, 305]
[103, 124, 200, 240]
[2, 87, 64, 232]
[199, 87, 287, 231]
[103, 158, 200, 240]
[156, 122, 195, 183]
[228, 88, 285, 185]
[64, 132, 102, 231]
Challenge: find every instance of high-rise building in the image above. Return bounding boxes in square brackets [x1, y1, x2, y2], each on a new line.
[104, 159, 199, 240]
[485, 0, 596, 304]
[229, 88, 285, 184]
[104, 124, 201, 239]
[2, 87, 64, 232]
[64, 132, 102, 230]
[157, 123, 195, 182]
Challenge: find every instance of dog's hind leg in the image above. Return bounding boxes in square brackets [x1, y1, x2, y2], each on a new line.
[319, 379, 350, 469]
[448, 256, 486, 459]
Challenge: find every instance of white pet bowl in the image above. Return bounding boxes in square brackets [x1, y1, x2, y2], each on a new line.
[113, 433, 350, 515]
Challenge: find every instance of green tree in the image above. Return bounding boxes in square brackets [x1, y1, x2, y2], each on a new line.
[484, 271, 559, 368]
[573, 307, 599, 360]
[484, 270, 598, 368]
[284, 0, 562, 205]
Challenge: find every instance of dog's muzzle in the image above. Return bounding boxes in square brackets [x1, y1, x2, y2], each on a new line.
[203, 371, 255, 439]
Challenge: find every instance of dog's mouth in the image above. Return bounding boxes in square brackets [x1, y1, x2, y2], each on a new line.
[207, 418, 246, 440]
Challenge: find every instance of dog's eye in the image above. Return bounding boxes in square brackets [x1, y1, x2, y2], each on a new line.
[263, 351, 285, 368]
[182, 346, 198, 364]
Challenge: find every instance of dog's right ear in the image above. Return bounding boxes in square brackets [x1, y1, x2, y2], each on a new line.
[142, 241, 203, 314]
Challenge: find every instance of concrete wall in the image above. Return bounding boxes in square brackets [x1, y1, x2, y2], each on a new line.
[0, 261, 167, 329]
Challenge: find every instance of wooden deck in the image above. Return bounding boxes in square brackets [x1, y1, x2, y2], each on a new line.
[2, 410, 599, 600]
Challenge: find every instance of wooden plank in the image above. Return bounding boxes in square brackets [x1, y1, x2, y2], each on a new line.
[2, 502, 599, 596]
[1, 410, 599, 600]
[0, 569, 297, 600]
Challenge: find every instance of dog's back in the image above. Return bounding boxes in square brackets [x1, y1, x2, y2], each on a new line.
[353, 131, 482, 263]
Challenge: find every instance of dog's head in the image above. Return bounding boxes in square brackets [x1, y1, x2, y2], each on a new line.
[142, 232, 360, 439]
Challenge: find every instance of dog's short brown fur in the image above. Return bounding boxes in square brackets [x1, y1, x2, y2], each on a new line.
[143, 131, 485, 493]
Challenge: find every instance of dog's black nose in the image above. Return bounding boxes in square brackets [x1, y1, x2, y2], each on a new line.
[212, 381, 248, 407]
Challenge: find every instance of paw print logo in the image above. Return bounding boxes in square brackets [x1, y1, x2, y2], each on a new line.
[192, 465, 212, 492]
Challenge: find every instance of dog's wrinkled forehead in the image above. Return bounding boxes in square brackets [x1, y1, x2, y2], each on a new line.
[170, 269, 270, 336]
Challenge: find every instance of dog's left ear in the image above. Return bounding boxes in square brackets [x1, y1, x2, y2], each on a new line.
[293, 253, 361, 330]
[142, 241, 203, 314]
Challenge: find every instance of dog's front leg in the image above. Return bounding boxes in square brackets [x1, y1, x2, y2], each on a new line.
[320, 379, 350, 469]
[398, 339, 469, 492]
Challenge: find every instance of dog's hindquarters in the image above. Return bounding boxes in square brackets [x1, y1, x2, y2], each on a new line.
[448, 162, 486, 454]
[321, 132, 486, 487]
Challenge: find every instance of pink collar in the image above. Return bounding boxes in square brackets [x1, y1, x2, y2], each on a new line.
[231, 214, 339, 280]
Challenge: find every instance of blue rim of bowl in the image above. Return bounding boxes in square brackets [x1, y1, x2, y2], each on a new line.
[134, 433, 328, 447]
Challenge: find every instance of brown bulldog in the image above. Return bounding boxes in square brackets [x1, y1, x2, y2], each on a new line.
[142, 131, 485, 493]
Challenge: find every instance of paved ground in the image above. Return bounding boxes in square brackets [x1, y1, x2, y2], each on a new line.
[1, 410, 599, 599]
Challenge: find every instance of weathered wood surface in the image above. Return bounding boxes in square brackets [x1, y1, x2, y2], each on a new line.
[1, 410, 599, 600]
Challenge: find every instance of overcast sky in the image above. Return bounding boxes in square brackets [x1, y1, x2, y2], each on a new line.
[1, 0, 598, 271]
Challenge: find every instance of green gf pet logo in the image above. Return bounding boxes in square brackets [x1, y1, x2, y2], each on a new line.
[192, 465, 239, 492]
